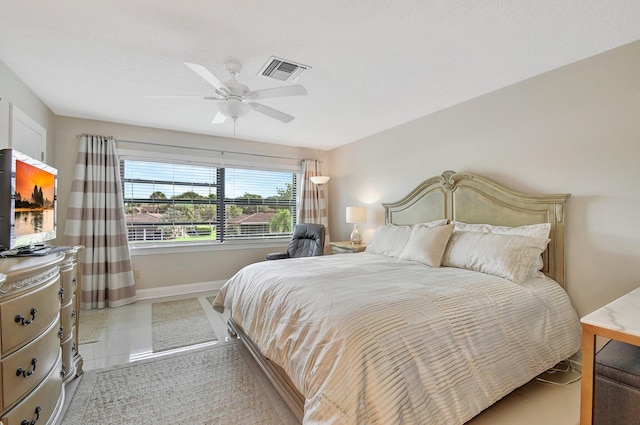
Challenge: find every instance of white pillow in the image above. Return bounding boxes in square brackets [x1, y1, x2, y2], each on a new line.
[452, 221, 550, 271]
[365, 225, 413, 257]
[365, 219, 449, 258]
[414, 219, 449, 228]
[451, 221, 551, 238]
[442, 231, 550, 284]
[398, 224, 454, 267]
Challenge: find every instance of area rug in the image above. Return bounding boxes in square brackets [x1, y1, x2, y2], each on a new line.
[152, 297, 217, 352]
[78, 309, 110, 344]
[61, 341, 298, 425]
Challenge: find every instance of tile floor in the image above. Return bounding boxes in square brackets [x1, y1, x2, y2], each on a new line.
[78, 292, 581, 425]
[79, 292, 233, 371]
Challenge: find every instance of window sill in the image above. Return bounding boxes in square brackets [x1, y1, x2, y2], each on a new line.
[129, 239, 290, 256]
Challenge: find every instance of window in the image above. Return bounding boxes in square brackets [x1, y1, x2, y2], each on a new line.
[120, 158, 297, 246]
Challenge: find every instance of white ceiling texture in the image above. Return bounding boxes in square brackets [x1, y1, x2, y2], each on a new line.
[1, 1, 639, 150]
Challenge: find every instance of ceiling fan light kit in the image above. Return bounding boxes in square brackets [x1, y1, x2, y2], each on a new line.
[155, 59, 309, 126]
[217, 98, 250, 122]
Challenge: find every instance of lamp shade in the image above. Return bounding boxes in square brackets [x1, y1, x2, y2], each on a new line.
[310, 175, 330, 185]
[346, 206, 366, 224]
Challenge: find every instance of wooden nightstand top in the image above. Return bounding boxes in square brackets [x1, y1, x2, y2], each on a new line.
[330, 241, 367, 253]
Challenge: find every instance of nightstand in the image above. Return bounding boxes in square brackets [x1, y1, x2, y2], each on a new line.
[580, 287, 640, 425]
[330, 241, 367, 254]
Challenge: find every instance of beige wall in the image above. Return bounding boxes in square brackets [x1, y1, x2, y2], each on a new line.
[53, 116, 327, 290]
[0, 60, 54, 154]
[328, 40, 640, 318]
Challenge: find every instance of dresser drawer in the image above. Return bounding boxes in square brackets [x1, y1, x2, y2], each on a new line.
[0, 276, 61, 357]
[1, 354, 63, 425]
[61, 332, 77, 381]
[59, 266, 78, 304]
[1, 319, 61, 411]
[60, 302, 76, 342]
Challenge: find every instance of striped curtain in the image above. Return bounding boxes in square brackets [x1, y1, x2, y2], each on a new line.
[299, 159, 330, 252]
[64, 135, 136, 309]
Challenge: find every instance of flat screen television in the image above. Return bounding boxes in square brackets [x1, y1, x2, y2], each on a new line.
[0, 148, 57, 252]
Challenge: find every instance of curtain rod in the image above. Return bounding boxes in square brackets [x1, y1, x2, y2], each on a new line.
[76, 134, 304, 162]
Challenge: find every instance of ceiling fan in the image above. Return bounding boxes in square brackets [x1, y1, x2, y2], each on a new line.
[150, 61, 307, 124]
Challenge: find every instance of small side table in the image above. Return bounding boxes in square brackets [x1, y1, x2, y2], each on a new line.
[580, 287, 640, 425]
[330, 241, 367, 254]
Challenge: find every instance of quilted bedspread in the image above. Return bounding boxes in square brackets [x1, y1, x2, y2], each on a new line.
[213, 253, 581, 425]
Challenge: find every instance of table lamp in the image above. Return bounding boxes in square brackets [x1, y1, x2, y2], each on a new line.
[346, 206, 366, 245]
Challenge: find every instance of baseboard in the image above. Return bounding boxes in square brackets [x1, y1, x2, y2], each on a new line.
[135, 280, 227, 301]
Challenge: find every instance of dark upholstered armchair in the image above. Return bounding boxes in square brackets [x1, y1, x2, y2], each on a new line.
[266, 223, 326, 260]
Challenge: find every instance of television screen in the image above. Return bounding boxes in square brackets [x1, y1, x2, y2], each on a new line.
[0, 149, 57, 251]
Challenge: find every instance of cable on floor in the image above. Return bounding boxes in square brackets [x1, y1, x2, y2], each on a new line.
[535, 359, 582, 386]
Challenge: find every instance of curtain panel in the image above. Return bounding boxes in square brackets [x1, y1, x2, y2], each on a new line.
[64, 135, 136, 309]
[299, 159, 330, 252]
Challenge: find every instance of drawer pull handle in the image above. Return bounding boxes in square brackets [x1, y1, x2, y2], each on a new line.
[59, 287, 64, 300]
[15, 308, 37, 326]
[71, 309, 77, 319]
[58, 326, 64, 339]
[72, 342, 77, 353]
[20, 405, 41, 425]
[16, 358, 37, 378]
[72, 277, 77, 286]
[61, 363, 67, 378]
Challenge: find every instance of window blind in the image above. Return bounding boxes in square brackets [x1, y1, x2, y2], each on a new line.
[120, 158, 297, 246]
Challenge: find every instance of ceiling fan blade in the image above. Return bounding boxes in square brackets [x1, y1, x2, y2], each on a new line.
[248, 102, 295, 123]
[144, 95, 224, 100]
[184, 62, 229, 95]
[211, 111, 227, 124]
[246, 85, 308, 100]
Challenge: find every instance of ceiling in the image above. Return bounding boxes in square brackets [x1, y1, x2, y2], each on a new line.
[1, 1, 639, 151]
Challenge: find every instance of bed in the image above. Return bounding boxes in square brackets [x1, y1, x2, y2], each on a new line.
[213, 170, 581, 424]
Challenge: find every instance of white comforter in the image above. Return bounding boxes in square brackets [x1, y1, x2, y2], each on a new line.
[214, 253, 581, 425]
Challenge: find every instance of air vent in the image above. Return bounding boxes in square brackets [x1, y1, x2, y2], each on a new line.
[258, 56, 310, 83]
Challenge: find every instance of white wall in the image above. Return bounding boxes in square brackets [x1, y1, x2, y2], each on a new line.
[53, 116, 327, 290]
[328, 40, 640, 318]
[0, 60, 54, 154]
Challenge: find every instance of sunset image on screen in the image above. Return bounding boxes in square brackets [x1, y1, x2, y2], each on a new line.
[15, 159, 55, 210]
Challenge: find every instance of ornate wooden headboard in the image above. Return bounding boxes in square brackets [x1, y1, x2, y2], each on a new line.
[383, 170, 570, 287]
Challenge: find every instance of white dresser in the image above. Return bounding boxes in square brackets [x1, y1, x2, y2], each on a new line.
[0, 247, 83, 425]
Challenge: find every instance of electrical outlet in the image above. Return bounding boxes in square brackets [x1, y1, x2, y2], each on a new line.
[134, 269, 141, 279]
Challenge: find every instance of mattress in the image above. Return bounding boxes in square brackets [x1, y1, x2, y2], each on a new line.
[214, 253, 581, 425]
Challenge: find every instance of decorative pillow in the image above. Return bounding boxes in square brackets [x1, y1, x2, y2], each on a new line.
[452, 221, 550, 271]
[365, 219, 449, 258]
[398, 224, 454, 267]
[442, 231, 550, 284]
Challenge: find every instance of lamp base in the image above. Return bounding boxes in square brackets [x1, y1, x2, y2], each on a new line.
[350, 224, 362, 245]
